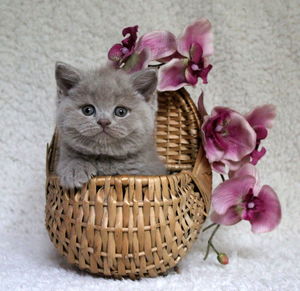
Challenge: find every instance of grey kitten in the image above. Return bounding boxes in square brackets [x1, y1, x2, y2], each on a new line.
[55, 62, 167, 189]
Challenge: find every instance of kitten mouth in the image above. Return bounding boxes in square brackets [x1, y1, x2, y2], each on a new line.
[99, 129, 112, 137]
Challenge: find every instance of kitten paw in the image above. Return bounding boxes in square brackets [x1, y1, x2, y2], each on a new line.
[58, 161, 97, 189]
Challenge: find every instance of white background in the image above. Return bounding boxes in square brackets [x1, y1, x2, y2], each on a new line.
[0, 0, 299, 290]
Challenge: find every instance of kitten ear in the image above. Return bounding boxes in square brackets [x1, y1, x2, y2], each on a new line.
[130, 69, 158, 101]
[55, 62, 81, 96]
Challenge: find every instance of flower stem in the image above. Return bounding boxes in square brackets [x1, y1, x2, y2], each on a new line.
[203, 174, 226, 261]
[202, 223, 217, 232]
[209, 241, 219, 255]
[203, 224, 220, 260]
[148, 63, 164, 68]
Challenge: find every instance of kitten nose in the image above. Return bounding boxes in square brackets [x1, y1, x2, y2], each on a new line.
[97, 119, 111, 128]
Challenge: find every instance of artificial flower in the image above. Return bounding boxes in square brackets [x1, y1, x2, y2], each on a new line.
[157, 19, 213, 91]
[199, 94, 276, 173]
[108, 26, 177, 73]
[108, 25, 138, 65]
[201, 106, 256, 174]
[135, 30, 177, 61]
[245, 105, 276, 165]
[211, 164, 281, 233]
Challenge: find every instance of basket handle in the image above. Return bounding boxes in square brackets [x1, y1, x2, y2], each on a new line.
[191, 146, 212, 213]
[192, 146, 209, 176]
[192, 90, 212, 209]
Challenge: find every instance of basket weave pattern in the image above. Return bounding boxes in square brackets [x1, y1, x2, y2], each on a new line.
[45, 89, 212, 278]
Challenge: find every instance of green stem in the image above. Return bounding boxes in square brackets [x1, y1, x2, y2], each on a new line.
[203, 245, 211, 260]
[203, 175, 227, 261]
[203, 224, 220, 260]
[202, 223, 217, 232]
[209, 241, 219, 255]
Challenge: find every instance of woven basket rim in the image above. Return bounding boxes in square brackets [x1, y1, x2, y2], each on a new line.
[47, 170, 193, 186]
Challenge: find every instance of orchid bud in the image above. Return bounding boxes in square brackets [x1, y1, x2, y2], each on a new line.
[217, 253, 229, 265]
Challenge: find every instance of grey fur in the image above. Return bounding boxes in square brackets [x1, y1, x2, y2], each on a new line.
[55, 62, 167, 189]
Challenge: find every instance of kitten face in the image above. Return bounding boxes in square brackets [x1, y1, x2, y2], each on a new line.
[56, 63, 158, 156]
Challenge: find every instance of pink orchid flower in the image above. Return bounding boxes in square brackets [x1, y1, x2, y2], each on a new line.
[108, 26, 177, 73]
[157, 19, 213, 91]
[198, 95, 276, 173]
[108, 26, 139, 66]
[201, 106, 256, 174]
[211, 164, 281, 233]
[135, 30, 177, 62]
[122, 30, 177, 73]
[245, 105, 276, 165]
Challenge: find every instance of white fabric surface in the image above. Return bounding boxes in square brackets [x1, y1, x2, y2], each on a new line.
[0, 0, 299, 290]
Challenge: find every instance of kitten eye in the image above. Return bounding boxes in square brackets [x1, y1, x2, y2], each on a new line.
[114, 106, 128, 117]
[81, 105, 95, 116]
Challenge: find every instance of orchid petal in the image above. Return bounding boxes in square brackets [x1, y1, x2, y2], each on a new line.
[135, 31, 177, 61]
[250, 147, 267, 165]
[211, 161, 227, 174]
[157, 58, 188, 91]
[216, 156, 251, 175]
[201, 129, 225, 163]
[227, 156, 251, 172]
[108, 44, 124, 62]
[201, 114, 227, 163]
[231, 163, 260, 195]
[231, 163, 258, 178]
[190, 43, 203, 63]
[212, 175, 256, 215]
[123, 49, 151, 73]
[157, 51, 185, 63]
[185, 66, 198, 85]
[245, 104, 276, 129]
[253, 125, 268, 141]
[199, 64, 213, 84]
[211, 207, 241, 225]
[203, 56, 210, 68]
[214, 108, 256, 161]
[202, 107, 256, 164]
[121, 25, 138, 48]
[122, 25, 138, 37]
[250, 185, 281, 233]
[232, 163, 257, 179]
[177, 18, 213, 58]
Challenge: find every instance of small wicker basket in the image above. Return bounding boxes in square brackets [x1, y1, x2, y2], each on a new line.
[45, 88, 212, 279]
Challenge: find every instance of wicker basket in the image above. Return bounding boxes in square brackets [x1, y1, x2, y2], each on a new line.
[45, 88, 212, 279]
